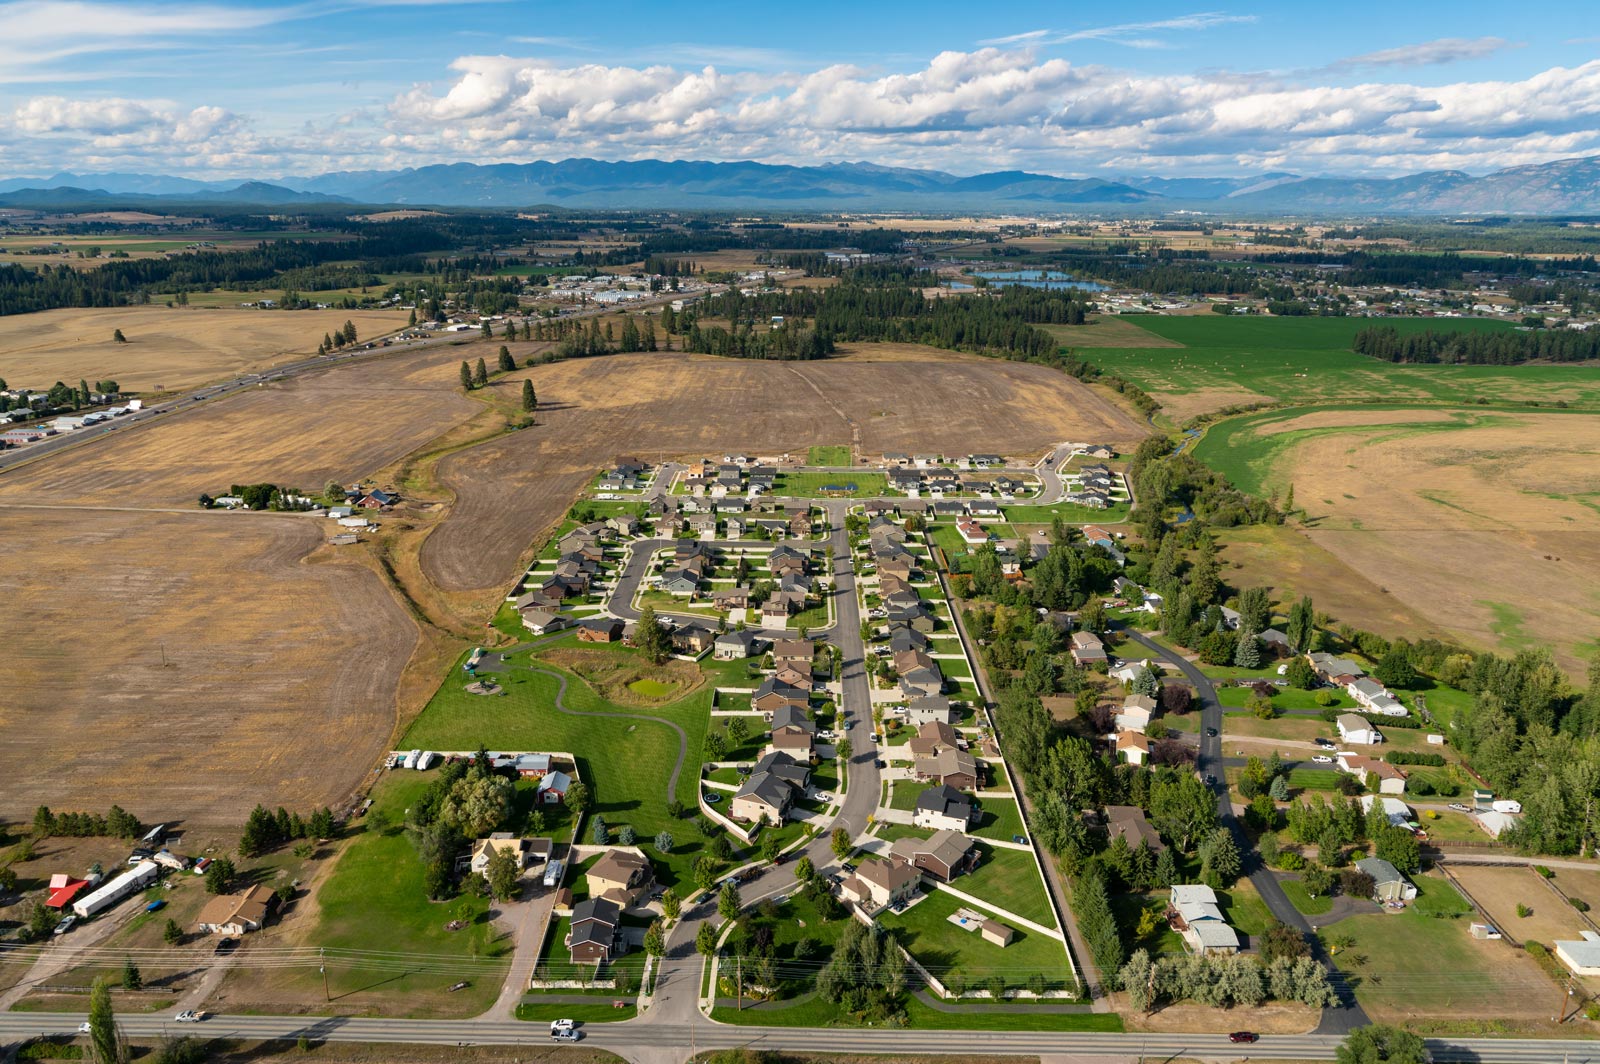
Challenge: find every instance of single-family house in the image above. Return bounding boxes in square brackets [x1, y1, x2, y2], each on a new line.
[1070, 631, 1107, 666]
[576, 618, 623, 643]
[1337, 752, 1406, 794]
[513, 753, 551, 778]
[917, 745, 980, 791]
[886, 601, 936, 632]
[1105, 804, 1165, 853]
[587, 848, 655, 908]
[520, 609, 572, 636]
[1109, 659, 1153, 686]
[908, 719, 961, 758]
[1555, 932, 1600, 977]
[839, 859, 920, 914]
[1116, 695, 1156, 734]
[714, 629, 763, 660]
[1309, 652, 1366, 685]
[906, 695, 956, 727]
[568, 898, 622, 964]
[753, 677, 808, 715]
[1355, 856, 1418, 902]
[195, 885, 277, 936]
[712, 586, 752, 611]
[1348, 678, 1407, 717]
[1360, 795, 1413, 828]
[1116, 731, 1150, 766]
[469, 833, 528, 876]
[671, 622, 716, 656]
[955, 518, 989, 545]
[1258, 628, 1292, 657]
[1169, 884, 1240, 956]
[1336, 713, 1384, 746]
[730, 755, 807, 826]
[772, 639, 814, 673]
[912, 784, 975, 832]
[44, 874, 91, 910]
[889, 829, 977, 881]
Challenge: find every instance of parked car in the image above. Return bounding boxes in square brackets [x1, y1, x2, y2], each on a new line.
[1448, 802, 1471, 812]
[54, 916, 76, 937]
[1312, 755, 1334, 764]
[1229, 1031, 1259, 1044]
[145, 899, 166, 913]
[214, 938, 239, 955]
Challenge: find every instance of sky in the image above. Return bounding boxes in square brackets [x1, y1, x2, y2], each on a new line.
[2, 0, 1599, 180]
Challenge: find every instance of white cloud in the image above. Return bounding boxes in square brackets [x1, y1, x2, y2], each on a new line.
[1325, 36, 1518, 72]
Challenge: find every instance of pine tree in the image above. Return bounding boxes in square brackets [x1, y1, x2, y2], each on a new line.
[408, 308, 417, 326]
[88, 978, 123, 1064]
[121, 956, 142, 990]
[459, 361, 473, 390]
[1234, 624, 1261, 668]
[343, 320, 357, 344]
[112, 329, 127, 343]
[497, 346, 514, 373]
[521, 379, 536, 413]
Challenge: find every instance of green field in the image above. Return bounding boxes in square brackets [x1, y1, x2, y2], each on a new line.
[879, 889, 1073, 991]
[401, 648, 715, 888]
[1082, 315, 1600, 420]
[773, 471, 889, 497]
[806, 445, 852, 466]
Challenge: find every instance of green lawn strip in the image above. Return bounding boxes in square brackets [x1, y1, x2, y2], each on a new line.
[876, 823, 934, 845]
[1003, 501, 1129, 524]
[710, 999, 1119, 1030]
[401, 651, 718, 890]
[890, 781, 937, 811]
[1287, 768, 1341, 792]
[879, 888, 1072, 991]
[1280, 878, 1334, 916]
[960, 844, 1056, 929]
[514, 1001, 638, 1023]
[1216, 684, 1353, 712]
[310, 775, 509, 1014]
[1218, 884, 1274, 937]
[969, 797, 1026, 842]
[1410, 875, 1473, 917]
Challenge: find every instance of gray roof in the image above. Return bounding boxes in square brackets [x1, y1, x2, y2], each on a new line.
[571, 897, 620, 928]
[914, 784, 972, 822]
[1355, 856, 1406, 886]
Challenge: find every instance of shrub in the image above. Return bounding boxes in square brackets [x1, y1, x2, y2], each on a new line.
[1534, 865, 1554, 878]
[1313, 689, 1336, 707]
[1571, 897, 1590, 913]
[1517, 903, 1532, 917]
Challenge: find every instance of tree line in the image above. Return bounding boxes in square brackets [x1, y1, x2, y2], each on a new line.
[1354, 324, 1600, 365]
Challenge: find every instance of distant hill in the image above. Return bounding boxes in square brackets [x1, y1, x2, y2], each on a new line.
[3, 155, 1600, 213]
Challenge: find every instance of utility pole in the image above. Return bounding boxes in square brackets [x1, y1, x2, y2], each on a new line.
[321, 947, 329, 1002]
[736, 955, 742, 1012]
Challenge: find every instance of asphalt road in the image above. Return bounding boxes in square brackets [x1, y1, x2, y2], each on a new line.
[1118, 627, 1371, 1035]
[0, 1012, 1591, 1063]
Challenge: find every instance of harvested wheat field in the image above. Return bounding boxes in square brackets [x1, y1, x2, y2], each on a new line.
[0, 508, 418, 821]
[1269, 410, 1600, 672]
[0, 344, 479, 507]
[0, 305, 408, 392]
[420, 344, 1143, 592]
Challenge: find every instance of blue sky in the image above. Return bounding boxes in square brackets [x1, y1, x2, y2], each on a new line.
[2, 0, 1598, 179]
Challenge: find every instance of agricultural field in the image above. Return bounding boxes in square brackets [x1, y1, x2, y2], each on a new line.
[0, 508, 417, 821]
[1079, 315, 1600, 423]
[0, 305, 408, 391]
[1200, 406, 1600, 672]
[0, 343, 479, 506]
[421, 344, 1143, 593]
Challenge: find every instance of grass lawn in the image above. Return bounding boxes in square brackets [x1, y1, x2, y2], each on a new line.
[1110, 892, 1187, 957]
[959, 844, 1056, 928]
[514, 1000, 638, 1023]
[807, 445, 852, 466]
[969, 797, 1026, 843]
[1003, 501, 1129, 524]
[308, 774, 510, 1016]
[774, 471, 889, 497]
[1287, 768, 1343, 792]
[879, 889, 1073, 991]
[1218, 883, 1275, 938]
[1411, 875, 1474, 918]
[877, 823, 935, 844]
[635, 588, 722, 617]
[1280, 878, 1335, 916]
[402, 648, 721, 890]
[1222, 714, 1331, 743]
[711, 998, 1118, 1030]
[890, 781, 937, 811]
[1217, 685, 1352, 712]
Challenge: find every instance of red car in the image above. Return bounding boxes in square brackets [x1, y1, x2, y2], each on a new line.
[1229, 1031, 1259, 1044]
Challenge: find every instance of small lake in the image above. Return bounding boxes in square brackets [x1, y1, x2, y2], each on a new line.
[974, 270, 1106, 292]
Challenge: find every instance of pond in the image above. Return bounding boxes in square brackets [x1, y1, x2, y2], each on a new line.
[974, 269, 1106, 292]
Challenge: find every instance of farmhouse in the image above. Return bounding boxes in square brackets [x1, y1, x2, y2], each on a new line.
[1355, 856, 1418, 902]
[1336, 713, 1383, 745]
[1309, 652, 1366, 685]
[195, 884, 277, 936]
[889, 829, 977, 881]
[469, 833, 528, 876]
[1169, 884, 1240, 956]
[912, 784, 975, 832]
[1338, 753, 1406, 794]
[568, 898, 622, 964]
[587, 848, 655, 908]
[839, 858, 920, 915]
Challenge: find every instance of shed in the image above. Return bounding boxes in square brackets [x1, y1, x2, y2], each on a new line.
[980, 919, 1014, 947]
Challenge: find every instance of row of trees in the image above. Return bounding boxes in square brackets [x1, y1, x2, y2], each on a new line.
[238, 804, 336, 858]
[1119, 948, 1337, 1011]
[32, 805, 141, 839]
[1355, 324, 1600, 365]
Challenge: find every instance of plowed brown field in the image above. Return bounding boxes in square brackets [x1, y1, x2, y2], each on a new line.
[419, 344, 1144, 592]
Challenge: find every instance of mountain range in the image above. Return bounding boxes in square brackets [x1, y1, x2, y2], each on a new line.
[3, 156, 1600, 214]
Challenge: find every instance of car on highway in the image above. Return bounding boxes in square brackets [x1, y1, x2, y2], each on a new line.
[1204, 774, 1216, 785]
[1311, 755, 1334, 764]
[1205, 727, 1218, 737]
[78, 1023, 92, 1034]
[175, 1011, 205, 1023]
[550, 1019, 577, 1034]
[1229, 1031, 1259, 1044]
[551, 1028, 582, 1042]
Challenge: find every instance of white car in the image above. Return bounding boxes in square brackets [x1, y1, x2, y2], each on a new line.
[175, 1011, 204, 1023]
[1311, 755, 1334, 764]
[78, 1023, 92, 1034]
[550, 1018, 576, 1033]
